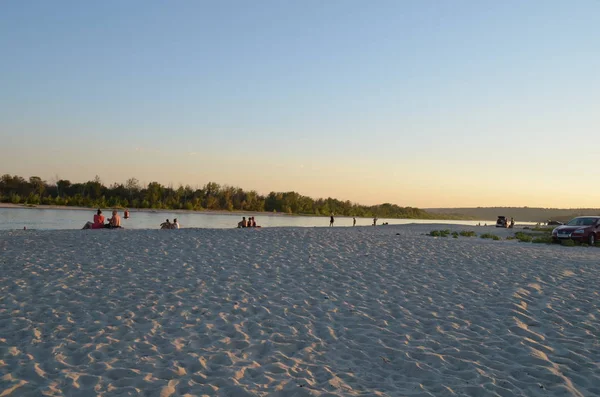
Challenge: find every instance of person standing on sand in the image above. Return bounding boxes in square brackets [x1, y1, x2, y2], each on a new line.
[373, 217, 378, 226]
[353, 217, 356, 226]
[330, 214, 334, 227]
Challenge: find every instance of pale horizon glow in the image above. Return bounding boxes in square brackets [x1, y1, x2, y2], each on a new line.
[1, 1, 599, 208]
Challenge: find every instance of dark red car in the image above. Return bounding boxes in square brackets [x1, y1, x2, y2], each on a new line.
[552, 216, 600, 245]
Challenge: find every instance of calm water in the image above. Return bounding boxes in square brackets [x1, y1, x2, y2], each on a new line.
[0, 208, 511, 230]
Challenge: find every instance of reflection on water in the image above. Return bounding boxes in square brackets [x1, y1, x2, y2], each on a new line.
[0, 208, 513, 230]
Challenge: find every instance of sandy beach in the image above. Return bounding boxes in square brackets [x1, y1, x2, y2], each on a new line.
[1, 224, 599, 396]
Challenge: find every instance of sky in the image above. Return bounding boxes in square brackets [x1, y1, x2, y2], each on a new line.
[1, 1, 599, 208]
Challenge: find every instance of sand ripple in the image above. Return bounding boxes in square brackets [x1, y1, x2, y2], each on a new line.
[1, 225, 599, 396]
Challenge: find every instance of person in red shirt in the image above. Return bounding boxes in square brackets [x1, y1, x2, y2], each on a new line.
[93, 210, 105, 228]
[82, 209, 105, 229]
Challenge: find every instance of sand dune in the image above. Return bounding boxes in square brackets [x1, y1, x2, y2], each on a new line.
[1, 225, 599, 396]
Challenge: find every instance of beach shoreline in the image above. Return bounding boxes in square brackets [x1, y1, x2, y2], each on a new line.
[0, 202, 478, 220]
[0, 202, 311, 217]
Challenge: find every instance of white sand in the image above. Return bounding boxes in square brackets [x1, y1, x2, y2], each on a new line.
[1, 224, 599, 396]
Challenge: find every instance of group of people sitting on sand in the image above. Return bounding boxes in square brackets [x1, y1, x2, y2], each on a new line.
[82, 209, 122, 229]
[237, 216, 258, 228]
[160, 219, 180, 229]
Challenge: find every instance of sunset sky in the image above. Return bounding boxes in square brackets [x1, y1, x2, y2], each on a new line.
[1, 1, 599, 208]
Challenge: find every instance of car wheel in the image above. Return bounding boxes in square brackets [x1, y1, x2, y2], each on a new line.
[589, 233, 596, 246]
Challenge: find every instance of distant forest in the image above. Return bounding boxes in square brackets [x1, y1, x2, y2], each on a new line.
[0, 174, 463, 219]
[427, 207, 600, 223]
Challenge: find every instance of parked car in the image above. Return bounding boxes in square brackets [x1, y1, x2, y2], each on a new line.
[496, 216, 508, 228]
[552, 216, 600, 245]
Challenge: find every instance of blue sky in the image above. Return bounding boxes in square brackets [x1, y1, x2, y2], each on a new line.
[1, 1, 599, 207]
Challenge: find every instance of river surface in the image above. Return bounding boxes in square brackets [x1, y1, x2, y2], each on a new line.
[0, 208, 524, 230]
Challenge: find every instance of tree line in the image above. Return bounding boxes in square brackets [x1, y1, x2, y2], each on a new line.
[0, 174, 462, 219]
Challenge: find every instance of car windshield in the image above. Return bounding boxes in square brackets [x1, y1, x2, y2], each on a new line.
[566, 217, 598, 226]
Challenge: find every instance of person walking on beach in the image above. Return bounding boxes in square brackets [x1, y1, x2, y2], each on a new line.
[330, 214, 334, 227]
[373, 217, 378, 226]
[353, 217, 356, 227]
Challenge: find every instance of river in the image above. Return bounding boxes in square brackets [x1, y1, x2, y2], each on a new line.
[0, 207, 516, 230]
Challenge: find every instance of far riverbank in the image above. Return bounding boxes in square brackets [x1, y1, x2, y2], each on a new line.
[0, 202, 473, 220]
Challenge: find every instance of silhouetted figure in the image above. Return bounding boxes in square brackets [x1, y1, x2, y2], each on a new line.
[353, 217, 356, 227]
[330, 214, 334, 227]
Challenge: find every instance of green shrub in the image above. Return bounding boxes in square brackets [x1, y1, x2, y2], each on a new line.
[561, 239, 576, 247]
[514, 232, 533, 243]
[532, 227, 555, 233]
[532, 235, 553, 244]
[459, 230, 476, 237]
[480, 233, 500, 240]
[452, 231, 459, 238]
[429, 229, 451, 237]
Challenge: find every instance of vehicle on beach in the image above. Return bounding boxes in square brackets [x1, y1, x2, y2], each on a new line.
[496, 216, 508, 228]
[552, 216, 600, 245]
